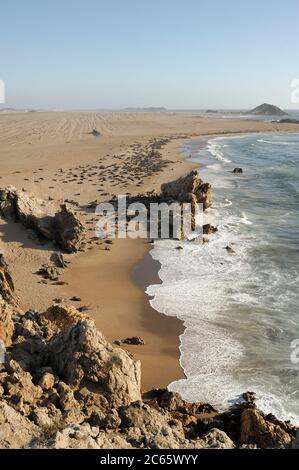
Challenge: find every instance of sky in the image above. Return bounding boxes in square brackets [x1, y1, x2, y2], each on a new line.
[1, 0, 299, 110]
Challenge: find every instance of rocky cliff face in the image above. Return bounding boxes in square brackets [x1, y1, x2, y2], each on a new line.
[0, 187, 85, 253]
[0, 262, 297, 449]
[161, 170, 212, 211]
[0, 254, 19, 346]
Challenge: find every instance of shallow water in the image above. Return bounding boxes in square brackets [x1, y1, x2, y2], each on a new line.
[147, 132, 299, 424]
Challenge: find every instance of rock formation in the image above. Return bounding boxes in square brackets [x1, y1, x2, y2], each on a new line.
[103, 170, 212, 240]
[161, 170, 212, 210]
[0, 187, 85, 252]
[0, 255, 19, 346]
[0, 213, 297, 450]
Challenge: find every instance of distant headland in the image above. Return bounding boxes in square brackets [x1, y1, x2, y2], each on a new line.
[247, 103, 288, 116]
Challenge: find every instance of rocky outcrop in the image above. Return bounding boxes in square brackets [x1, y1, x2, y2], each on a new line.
[240, 408, 293, 448]
[0, 187, 85, 252]
[0, 267, 296, 449]
[161, 170, 212, 210]
[0, 255, 19, 346]
[103, 170, 212, 240]
[0, 401, 39, 448]
[45, 316, 141, 408]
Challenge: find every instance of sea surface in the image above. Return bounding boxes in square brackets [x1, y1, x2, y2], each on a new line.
[147, 132, 299, 424]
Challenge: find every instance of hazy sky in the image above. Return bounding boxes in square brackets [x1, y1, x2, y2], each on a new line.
[1, 0, 299, 109]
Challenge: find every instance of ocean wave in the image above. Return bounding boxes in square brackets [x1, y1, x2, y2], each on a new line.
[257, 138, 298, 146]
[206, 139, 232, 163]
[239, 212, 253, 225]
[146, 132, 299, 425]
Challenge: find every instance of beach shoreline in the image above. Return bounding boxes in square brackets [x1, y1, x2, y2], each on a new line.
[1, 112, 299, 392]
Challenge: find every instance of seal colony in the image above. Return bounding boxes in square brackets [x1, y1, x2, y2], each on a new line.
[0, 111, 299, 448]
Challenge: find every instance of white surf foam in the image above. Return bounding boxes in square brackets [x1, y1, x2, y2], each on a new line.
[206, 139, 232, 163]
[257, 138, 297, 146]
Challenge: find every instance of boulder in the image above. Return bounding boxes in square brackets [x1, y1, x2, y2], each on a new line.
[232, 168, 243, 174]
[203, 224, 218, 235]
[44, 313, 141, 408]
[118, 336, 146, 346]
[196, 428, 235, 449]
[54, 204, 85, 253]
[119, 401, 187, 448]
[161, 170, 212, 210]
[0, 187, 85, 253]
[0, 400, 39, 448]
[240, 408, 292, 448]
[3, 360, 43, 412]
[38, 372, 55, 390]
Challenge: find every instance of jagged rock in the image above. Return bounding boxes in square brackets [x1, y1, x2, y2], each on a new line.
[49, 424, 101, 449]
[75, 387, 109, 418]
[42, 304, 90, 338]
[30, 423, 132, 449]
[0, 299, 14, 348]
[197, 428, 235, 449]
[0, 187, 85, 253]
[119, 401, 187, 449]
[58, 382, 79, 411]
[105, 410, 122, 430]
[203, 224, 218, 235]
[3, 360, 43, 411]
[44, 310, 141, 408]
[50, 252, 66, 268]
[0, 255, 18, 307]
[29, 406, 57, 428]
[38, 372, 55, 390]
[119, 336, 146, 346]
[0, 400, 39, 448]
[232, 168, 243, 174]
[55, 204, 85, 253]
[0, 255, 19, 346]
[240, 408, 292, 448]
[242, 391, 256, 403]
[37, 264, 62, 281]
[144, 389, 217, 416]
[161, 170, 212, 210]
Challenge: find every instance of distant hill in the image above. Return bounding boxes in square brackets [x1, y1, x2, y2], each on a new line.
[247, 103, 288, 116]
[124, 107, 167, 112]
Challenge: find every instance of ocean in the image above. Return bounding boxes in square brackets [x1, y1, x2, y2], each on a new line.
[147, 132, 299, 424]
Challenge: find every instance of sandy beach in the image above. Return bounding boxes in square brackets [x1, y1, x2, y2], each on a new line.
[1, 111, 299, 389]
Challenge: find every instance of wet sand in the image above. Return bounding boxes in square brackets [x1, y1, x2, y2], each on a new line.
[60, 238, 185, 391]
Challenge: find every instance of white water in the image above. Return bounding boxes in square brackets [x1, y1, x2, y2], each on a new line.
[146, 133, 299, 424]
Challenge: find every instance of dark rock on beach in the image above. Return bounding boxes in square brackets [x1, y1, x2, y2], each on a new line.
[203, 224, 218, 235]
[117, 336, 146, 346]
